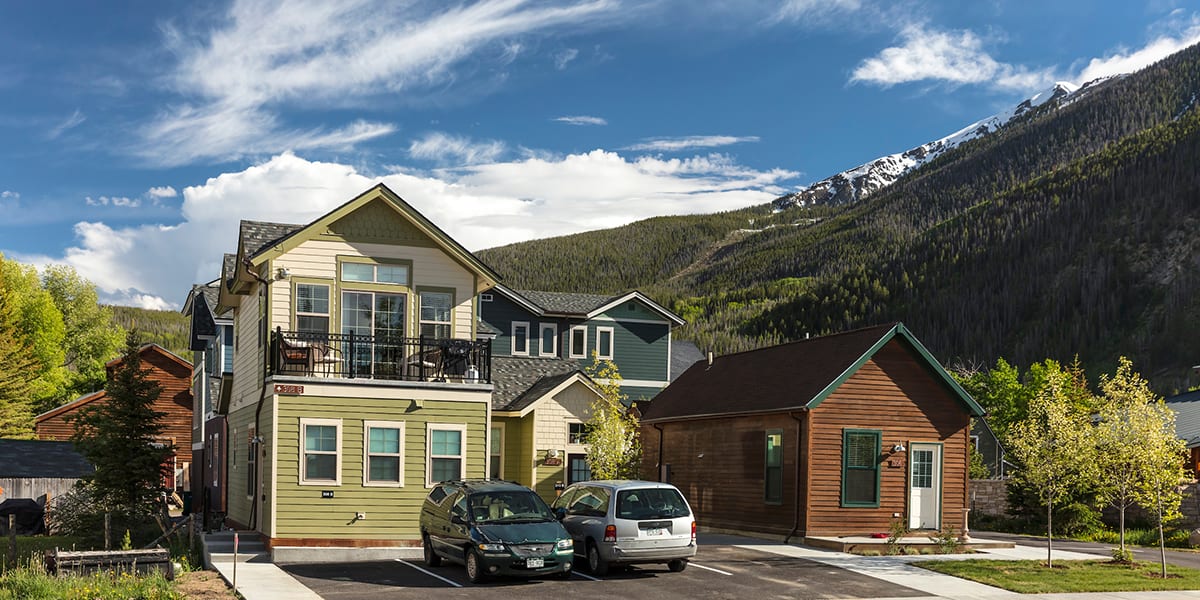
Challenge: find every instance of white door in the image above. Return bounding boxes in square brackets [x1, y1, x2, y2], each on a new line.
[908, 443, 942, 530]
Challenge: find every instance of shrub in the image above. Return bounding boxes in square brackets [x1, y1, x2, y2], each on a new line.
[886, 517, 910, 556]
[1110, 546, 1134, 563]
[928, 526, 962, 554]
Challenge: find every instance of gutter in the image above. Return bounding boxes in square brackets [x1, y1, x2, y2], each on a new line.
[653, 423, 666, 481]
[784, 409, 807, 544]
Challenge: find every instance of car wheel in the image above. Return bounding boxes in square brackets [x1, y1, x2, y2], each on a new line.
[466, 548, 487, 583]
[422, 534, 442, 567]
[586, 542, 609, 576]
[668, 559, 688, 572]
[554, 567, 573, 580]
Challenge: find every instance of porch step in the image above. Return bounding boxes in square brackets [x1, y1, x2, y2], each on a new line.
[202, 530, 269, 566]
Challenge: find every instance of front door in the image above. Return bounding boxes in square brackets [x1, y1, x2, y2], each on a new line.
[908, 443, 942, 530]
[341, 291, 406, 378]
[567, 454, 590, 484]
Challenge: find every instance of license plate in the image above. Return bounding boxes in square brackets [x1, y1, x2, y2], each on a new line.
[526, 558, 544, 568]
[645, 528, 666, 536]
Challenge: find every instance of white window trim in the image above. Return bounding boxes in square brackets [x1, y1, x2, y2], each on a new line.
[567, 421, 588, 447]
[419, 291, 454, 339]
[595, 326, 615, 360]
[246, 425, 257, 499]
[538, 323, 558, 357]
[427, 423, 469, 487]
[363, 420, 405, 487]
[489, 422, 505, 479]
[511, 321, 530, 356]
[295, 282, 331, 333]
[299, 418, 342, 486]
[569, 325, 588, 359]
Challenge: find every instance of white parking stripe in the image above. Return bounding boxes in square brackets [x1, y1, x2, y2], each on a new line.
[394, 559, 463, 587]
[689, 562, 733, 576]
[573, 571, 602, 581]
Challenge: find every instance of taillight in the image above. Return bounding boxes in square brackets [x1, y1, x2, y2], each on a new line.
[691, 521, 696, 540]
[604, 524, 617, 543]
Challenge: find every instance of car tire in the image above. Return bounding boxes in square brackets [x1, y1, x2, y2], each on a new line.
[554, 567, 573, 580]
[587, 541, 609, 576]
[466, 548, 487, 584]
[422, 534, 442, 567]
[668, 559, 688, 572]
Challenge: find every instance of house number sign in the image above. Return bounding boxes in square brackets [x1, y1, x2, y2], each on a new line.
[274, 384, 304, 394]
[887, 457, 904, 468]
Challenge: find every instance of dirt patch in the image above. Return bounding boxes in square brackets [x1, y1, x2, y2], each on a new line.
[176, 570, 238, 599]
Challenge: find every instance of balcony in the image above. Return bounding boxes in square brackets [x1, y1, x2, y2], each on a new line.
[269, 328, 491, 384]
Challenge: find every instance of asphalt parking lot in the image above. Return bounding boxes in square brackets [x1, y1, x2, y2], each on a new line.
[282, 542, 928, 600]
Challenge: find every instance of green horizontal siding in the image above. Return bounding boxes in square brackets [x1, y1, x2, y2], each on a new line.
[621, 385, 665, 404]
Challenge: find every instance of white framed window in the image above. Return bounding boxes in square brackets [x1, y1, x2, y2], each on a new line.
[363, 421, 405, 487]
[340, 262, 410, 286]
[511, 321, 530, 356]
[595, 326, 614, 360]
[480, 293, 494, 302]
[419, 291, 454, 339]
[246, 426, 257, 499]
[489, 424, 504, 479]
[568, 422, 588, 445]
[299, 418, 342, 485]
[295, 283, 330, 334]
[538, 323, 558, 357]
[569, 325, 587, 359]
[427, 424, 468, 486]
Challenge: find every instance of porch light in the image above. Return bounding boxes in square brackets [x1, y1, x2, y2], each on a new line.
[275, 267, 291, 280]
[891, 443, 906, 453]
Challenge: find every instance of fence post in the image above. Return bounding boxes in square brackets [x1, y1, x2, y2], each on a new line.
[104, 513, 111, 551]
[7, 514, 15, 570]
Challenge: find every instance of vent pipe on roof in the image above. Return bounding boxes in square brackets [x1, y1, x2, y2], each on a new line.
[707, 351, 713, 367]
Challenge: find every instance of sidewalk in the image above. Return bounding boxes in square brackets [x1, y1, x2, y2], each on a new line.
[203, 531, 321, 600]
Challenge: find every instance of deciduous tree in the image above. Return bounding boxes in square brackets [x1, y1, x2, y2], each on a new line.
[42, 265, 124, 400]
[583, 354, 641, 480]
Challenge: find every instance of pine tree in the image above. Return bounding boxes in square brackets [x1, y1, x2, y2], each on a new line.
[0, 267, 38, 438]
[70, 330, 171, 513]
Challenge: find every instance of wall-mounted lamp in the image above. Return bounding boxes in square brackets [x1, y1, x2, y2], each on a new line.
[275, 267, 291, 281]
[545, 448, 560, 459]
[892, 443, 906, 453]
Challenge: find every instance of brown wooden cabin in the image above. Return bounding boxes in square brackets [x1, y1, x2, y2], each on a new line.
[640, 323, 985, 540]
[35, 344, 194, 490]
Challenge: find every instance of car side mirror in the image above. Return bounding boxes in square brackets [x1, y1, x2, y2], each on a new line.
[554, 507, 567, 520]
[450, 514, 466, 525]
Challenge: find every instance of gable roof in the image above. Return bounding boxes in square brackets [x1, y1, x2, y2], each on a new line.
[670, 340, 705, 381]
[1167, 390, 1200, 448]
[104, 343, 191, 373]
[0, 440, 93, 478]
[35, 390, 106, 423]
[183, 280, 230, 350]
[490, 356, 583, 411]
[641, 322, 984, 423]
[494, 284, 685, 326]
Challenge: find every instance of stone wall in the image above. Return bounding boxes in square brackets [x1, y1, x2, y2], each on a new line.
[969, 479, 1009, 517]
[969, 479, 1200, 529]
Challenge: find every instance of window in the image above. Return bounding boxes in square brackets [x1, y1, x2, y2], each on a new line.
[842, 429, 881, 507]
[480, 293, 493, 302]
[538, 323, 557, 357]
[489, 425, 503, 479]
[300, 418, 341, 485]
[970, 435, 980, 451]
[364, 421, 404, 486]
[567, 486, 609, 516]
[295, 283, 330, 334]
[568, 422, 588, 445]
[246, 427, 257, 499]
[419, 291, 453, 339]
[511, 322, 529, 356]
[569, 325, 587, 358]
[568, 454, 590, 484]
[764, 430, 783, 504]
[342, 291, 406, 378]
[595, 326, 614, 360]
[427, 424, 467, 486]
[340, 261, 409, 286]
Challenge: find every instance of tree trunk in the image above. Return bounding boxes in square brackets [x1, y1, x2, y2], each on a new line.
[1158, 507, 1167, 579]
[1119, 504, 1126, 553]
[1046, 500, 1054, 569]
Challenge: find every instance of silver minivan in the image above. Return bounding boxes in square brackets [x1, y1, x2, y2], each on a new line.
[551, 480, 696, 575]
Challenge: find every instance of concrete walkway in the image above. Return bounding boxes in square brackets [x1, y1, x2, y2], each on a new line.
[203, 531, 322, 600]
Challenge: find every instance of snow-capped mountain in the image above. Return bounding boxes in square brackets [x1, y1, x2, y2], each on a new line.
[774, 81, 1084, 210]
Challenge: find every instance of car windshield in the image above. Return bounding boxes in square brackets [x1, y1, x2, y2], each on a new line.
[616, 488, 690, 520]
[469, 491, 555, 523]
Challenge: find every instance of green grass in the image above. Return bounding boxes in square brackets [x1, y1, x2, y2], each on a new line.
[918, 559, 1200, 593]
[0, 565, 181, 600]
[0, 536, 83, 568]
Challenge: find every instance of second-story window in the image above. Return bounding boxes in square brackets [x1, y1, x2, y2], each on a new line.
[419, 291, 453, 339]
[596, 326, 614, 360]
[341, 262, 409, 285]
[539, 323, 557, 357]
[512, 322, 529, 356]
[569, 325, 587, 359]
[295, 283, 330, 334]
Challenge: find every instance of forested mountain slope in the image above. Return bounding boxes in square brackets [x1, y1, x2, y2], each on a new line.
[477, 43, 1200, 391]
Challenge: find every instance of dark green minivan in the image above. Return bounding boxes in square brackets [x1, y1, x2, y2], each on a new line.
[419, 480, 574, 583]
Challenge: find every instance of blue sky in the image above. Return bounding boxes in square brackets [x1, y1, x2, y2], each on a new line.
[1, 0, 1198, 309]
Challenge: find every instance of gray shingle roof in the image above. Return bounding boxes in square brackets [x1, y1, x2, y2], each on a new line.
[0, 440, 93, 478]
[221, 253, 236, 288]
[515, 289, 615, 315]
[670, 340, 705, 381]
[1167, 390, 1200, 448]
[491, 356, 582, 411]
[239, 220, 304, 259]
[477, 319, 501, 336]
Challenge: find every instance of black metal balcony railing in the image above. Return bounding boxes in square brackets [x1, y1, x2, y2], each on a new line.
[269, 327, 491, 384]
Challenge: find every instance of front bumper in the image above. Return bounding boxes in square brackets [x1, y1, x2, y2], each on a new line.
[478, 548, 574, 578]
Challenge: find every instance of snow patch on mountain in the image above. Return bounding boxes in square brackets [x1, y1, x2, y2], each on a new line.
[774, 82, 1082, 210]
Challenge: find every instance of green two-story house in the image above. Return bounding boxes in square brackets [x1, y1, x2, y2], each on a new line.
[480, 286, 686, 404]
[212, 183, 499, 555]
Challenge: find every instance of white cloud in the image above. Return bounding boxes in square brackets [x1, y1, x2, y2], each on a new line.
[1075, 21, 1200, 83]
[47, 109, 85, 139]
[43, 151, 795, 308]
[143, 0, 619, 165]
[0, 191, 18, 200]
[408, 132, 507, 165]
[625, 135, 761, 152]
[147, 186, 178, 199]
[554, 48, 579, 70]
[772, 0, 862, 23]
[554, 115, 608, 126]
[851, 25, 1055, 92]
[85, 196, 141, 208]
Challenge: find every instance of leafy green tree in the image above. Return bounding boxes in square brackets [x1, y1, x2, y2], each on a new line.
[1007, 368, 1098, 568]
[42, 265, 124, 400]
[582, 354, 641, 480]
[70, 331, 171, 513]
[0, 255, 67, 413]
[0, 266, 38, 438]
[1129, 395, 1188, 578]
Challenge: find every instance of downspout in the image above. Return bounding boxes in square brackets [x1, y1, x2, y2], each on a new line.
[652, 423, 665, 481]
[245, 259, 272, 532]
[784, 409, 807, 544]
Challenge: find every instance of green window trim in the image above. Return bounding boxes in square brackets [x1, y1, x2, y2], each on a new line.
[841, 429, 881, 508]
[764, 429, 784, 505]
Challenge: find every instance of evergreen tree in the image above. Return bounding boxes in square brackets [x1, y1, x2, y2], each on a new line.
[0, 267, 38, 438]
[70, 330, 171, 513]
